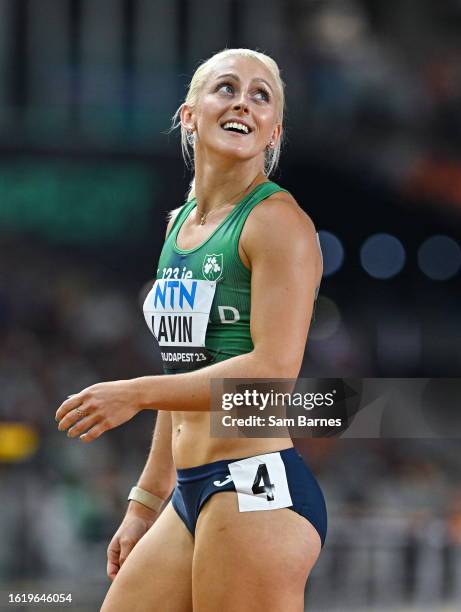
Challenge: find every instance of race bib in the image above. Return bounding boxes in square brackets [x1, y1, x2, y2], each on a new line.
[228, 452, 293, 512]
[143, 278, 216, 370]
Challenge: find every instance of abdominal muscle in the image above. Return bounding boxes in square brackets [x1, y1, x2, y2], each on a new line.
[171, 410, 293, 468]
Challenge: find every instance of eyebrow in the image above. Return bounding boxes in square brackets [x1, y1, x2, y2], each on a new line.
[215, 73, 274, 93]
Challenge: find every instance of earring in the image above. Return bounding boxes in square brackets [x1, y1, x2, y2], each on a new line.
[269, 140, 275, 148]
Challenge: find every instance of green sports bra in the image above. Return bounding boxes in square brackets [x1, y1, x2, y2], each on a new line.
[143, 181, 289, 374]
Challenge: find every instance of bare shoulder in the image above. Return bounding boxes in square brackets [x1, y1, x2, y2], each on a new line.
[165, 206, 183, 239]
[242, 189, 320, 255]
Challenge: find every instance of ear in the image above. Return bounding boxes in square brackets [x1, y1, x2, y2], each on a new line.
[270, 123, 282, 147]
[180, 104, 196, 132]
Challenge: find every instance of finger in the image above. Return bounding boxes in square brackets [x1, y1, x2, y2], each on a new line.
[107, 542, 121, 580]
[80, 420, 109, 443]
[107, 562, 119, 581]
[67, 412, 101, 438]
[55, 393, 85, 423]
[119, 542, 135, 568]
[107, 554, 119, 578]
[57, 405, 91, 433]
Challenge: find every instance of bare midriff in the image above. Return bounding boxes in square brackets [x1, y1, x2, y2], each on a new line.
[171, 410, 293, 469]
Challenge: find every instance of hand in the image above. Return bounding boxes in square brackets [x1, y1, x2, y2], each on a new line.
[55, 379, 142, 442]
[107, 502, 159, 581]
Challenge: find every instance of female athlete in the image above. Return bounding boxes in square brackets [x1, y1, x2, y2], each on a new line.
[56, 48, 326, 612]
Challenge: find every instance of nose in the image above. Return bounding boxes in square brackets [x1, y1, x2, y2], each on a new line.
[232, 93, 249, 113]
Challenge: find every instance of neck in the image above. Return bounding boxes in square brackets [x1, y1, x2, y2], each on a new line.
[193, 149, 266, 214]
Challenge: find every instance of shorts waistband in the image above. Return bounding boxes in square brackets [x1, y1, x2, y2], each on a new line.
[176, 447, 297, 483]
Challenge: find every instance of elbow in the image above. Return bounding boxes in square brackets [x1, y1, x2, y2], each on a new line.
[272, 361, 302, 379]
[252, 350, 302, 380]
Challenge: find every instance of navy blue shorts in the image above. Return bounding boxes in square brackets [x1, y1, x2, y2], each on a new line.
[171, 447, 327, 547]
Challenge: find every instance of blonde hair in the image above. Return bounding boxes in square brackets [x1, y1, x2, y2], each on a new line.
[171, 48, 285, 201]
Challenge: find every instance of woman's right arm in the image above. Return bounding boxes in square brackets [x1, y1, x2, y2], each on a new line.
[106, 210, 181, 580]
[130, 410, 176, 505]
[106, 411, 175, 581]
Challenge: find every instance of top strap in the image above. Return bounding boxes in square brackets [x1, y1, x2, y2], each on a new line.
[166, 199, 196, 241]
[231, 181, 289, 238]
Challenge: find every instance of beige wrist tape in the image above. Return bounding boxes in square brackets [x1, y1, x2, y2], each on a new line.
[128, 486, 164, 513]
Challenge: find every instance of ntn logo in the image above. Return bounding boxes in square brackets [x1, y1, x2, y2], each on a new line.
[154, 280, 197, 309]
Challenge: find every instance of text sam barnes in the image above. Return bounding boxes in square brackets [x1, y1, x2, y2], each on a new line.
[221, 415, 342, 427]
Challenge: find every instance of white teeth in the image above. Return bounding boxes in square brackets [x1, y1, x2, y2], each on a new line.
[222, 121, 249, 134]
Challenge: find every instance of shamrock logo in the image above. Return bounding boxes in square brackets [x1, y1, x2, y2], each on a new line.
[202, 253, 224, 281]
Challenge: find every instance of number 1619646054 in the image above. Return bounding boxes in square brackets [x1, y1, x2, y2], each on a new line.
[8, 593, 73, 604]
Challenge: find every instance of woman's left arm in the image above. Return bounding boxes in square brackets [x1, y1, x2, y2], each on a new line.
[56, 194, 323, 441]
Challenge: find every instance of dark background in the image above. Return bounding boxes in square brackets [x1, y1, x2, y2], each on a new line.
[0, 1, 460, 610]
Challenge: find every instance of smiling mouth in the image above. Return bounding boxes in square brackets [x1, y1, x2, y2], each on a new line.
[221, 121, 252, 135]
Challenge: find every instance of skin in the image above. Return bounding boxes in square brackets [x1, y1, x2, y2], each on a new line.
[56, 55, 324, 611]
[184, 57, 281, 211]
[105, 410, 175, 581]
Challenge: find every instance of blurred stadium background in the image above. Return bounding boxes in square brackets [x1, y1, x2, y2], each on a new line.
[0, 0, 460, 610]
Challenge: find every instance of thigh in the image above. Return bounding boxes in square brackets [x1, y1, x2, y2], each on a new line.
[192, 492, 321, 612]
[101, 502, 194, 612]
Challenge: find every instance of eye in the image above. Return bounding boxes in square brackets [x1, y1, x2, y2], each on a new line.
[254, 88, 270, 102]
[217, 82, 234, 95]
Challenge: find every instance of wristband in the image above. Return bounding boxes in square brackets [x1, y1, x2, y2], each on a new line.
[128, 486, 164, 513]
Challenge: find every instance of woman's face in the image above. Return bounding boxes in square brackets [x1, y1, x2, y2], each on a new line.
[182, 55, 282, 166]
